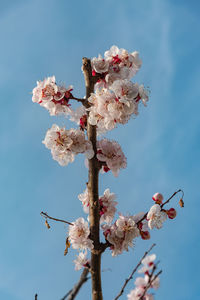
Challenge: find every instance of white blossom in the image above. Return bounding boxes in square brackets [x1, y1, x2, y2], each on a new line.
[43, 124, 94, 166]
[102, 215, 139, 256]
[99, 188, 117, 224]
[78, 188, 90, 214]
[73, 251, 90, 270]
[69, 218, 93, 250]
[32, 76, 73, 116]
[104, 45, 142, 81]
[97, 139, 127, 176]
[91, 54, 109, 74]
[138, 254, 156, 274]
[78, 188, 117, 224]
[147, 204, 167, 230]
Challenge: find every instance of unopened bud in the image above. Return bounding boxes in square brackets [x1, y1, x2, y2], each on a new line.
[167, 208, 177, 219]
[152, 193, 164, 204]
[140, 230, 150, 240]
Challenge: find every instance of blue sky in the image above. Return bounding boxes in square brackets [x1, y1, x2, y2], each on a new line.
[0, 0, 200, 299]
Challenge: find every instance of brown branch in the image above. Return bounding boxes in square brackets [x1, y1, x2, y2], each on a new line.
[114, 244, 156, 300]
[40, 212, 74, 226]
[82, 57, 103, 300]
[161, 189, 184, 208]
[70, 95, 87, 105]
[61, 268, 90, 300]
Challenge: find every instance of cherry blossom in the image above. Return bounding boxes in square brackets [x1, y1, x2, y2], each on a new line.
[88, 81, 148, 134]
[147, 204, 167, 230]
[102, 215, 139, 256]
[74, 251, 90, 270]
[78, 188, 117, 224]
[69, 218, 93, 250]
[99, 188, 117, 224]
[91, 54, 109, 74]
[104, 45, 142, 82]
[97, 139, 127, 176]
[32, 76, 73, 116]
[78, 188, 90, 214]
[43, 124, 94, 166]
[138, 254, 156, 274]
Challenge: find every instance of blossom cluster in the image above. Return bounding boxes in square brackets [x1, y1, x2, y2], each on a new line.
[43, 124, 94, 166]
[78, 188, 117, 224]
[102, 215, 140, 256]
[127, 254, 160, 300]
[88, 46, 149, 133]
[32, 76, 73, 116]
[147, 193, 177, 230]
[97, 138, 127, 176]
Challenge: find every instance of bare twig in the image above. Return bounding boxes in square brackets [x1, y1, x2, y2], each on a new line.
[40, 212, 74, 226]
[70, 95, 87, 105]
[61, 268, 90, 300]
[114, 244, 156, 300]
[35, 294, 38, 300]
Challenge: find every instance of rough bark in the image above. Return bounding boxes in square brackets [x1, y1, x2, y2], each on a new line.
[82, 57, 103, 300]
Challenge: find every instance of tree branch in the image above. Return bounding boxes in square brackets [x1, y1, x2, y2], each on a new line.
[136, 189, 184, 225]
[114, 244, 156, 300]
[40, 212, 74, 226]
[82, 57, 103, 300]
[61, 268, 90, 300]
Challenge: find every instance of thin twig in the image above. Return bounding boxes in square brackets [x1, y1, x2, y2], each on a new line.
[40, 212, 74, 226]
[70, 95, 87, 104]
[60, 268, 90, 300]
[114, 244, 156, 300]
[161, 189, 184, 208]
[138, 270, 162, 300]
[136, 189, 184, 225]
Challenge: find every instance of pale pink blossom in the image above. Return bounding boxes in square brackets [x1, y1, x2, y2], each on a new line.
[110, 79, 139, 105]
[104, 46, 142, 81]
[99, 188, 117, 224]
[78, 188, 90, 214]
[69, 218, 93, 250]
[88, 80, 148, 133]
[73, 251, 90, 270]
[32, 76, 73, 116]
[97, 139, 127, 176]
[91, 54, 109, 74]
[43, 124, 94, 166]
[147, 204, 167, 230]
[78, 188, 117, 224]
[138, 254, 156, 274]
[102, 215, 139, 256]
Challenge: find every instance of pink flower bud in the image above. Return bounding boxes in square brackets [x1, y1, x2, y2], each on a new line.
[152, 193, 164, 204]
[167, 208, 177, 219]
[140, 230, 150, 240]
